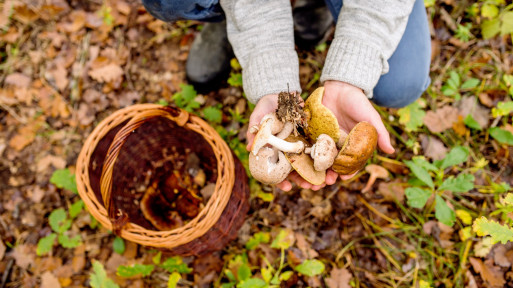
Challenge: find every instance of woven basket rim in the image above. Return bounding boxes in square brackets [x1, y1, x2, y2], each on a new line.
[75, 103, 235, 248]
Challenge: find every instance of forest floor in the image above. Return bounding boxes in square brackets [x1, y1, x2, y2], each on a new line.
[1, 0, 513, 287]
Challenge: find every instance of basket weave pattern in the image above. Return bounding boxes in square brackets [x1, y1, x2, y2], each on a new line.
[76, 104, 249, 255]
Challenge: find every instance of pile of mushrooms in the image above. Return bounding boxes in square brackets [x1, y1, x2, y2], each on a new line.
[249, 87, 379, 186]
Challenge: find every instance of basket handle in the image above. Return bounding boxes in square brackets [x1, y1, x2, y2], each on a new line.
[99, 106, 189, 234]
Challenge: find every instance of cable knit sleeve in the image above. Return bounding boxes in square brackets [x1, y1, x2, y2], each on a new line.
[220, 0, 300, 104]
[320, 0, 416, 98]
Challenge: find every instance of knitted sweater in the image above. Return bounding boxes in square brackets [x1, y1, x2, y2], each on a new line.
[219, 0, 416, 104]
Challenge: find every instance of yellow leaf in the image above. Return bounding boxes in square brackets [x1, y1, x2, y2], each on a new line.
[456, 210, 472, 225]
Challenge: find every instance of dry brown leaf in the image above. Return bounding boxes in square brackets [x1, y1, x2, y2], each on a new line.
[41, 271, 62, 288]
[377, 181, 405, 203]
[478, 93, 494, 108]
[295, 233, 319, 259]
[89, 63, 124, 83]
[0, 240, 5, 260]
[10, 244, 35, 270]
[37, 155, 67, 173]
[493, 245, 511, 267]
[325, 267, 352, 288]
[0, 26, 21, 43]
[47, 64, 69, 92]
[72, 245, 86, 273]
[420, 135, 448, 161]
[466, 270, 478, 288]
[60, 10, 86, 33]
[0, 0, 14, 29]
[457, 96, 489, 129]
[423, 105, 459, 133]
[13, 4, 39, 24]
[5, 73, 31, 88]
[8, 118, 44, 151]
[38, 87, 70, 118]
[469, 257, 505, 288]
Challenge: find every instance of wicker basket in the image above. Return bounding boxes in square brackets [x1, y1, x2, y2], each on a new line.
[76, 104, 250, 256]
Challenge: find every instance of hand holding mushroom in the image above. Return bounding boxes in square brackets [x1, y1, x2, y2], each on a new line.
[248, 87, 384, 189]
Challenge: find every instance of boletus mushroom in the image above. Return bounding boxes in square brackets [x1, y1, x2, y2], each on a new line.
[141, 182, 184, 230]
[304, 87, 342, 143]
[284, 135, 326, 186]
[332, 122, 378, 175]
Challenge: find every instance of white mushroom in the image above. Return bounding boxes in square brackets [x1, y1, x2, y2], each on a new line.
[305, 134, 338, 171]
[249, 147, 292, 184]
[251, 118, 305, 155]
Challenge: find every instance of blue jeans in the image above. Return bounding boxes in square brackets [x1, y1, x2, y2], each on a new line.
[142, 0, 431, 108]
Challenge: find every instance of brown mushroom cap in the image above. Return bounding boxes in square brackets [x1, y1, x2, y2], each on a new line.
[361, 164, 389, 193]
[304, 87, 341, 143]
[284, 135, 326, 185]
[332, 122, 378, 175]
[140, 183, 183, 230]
[249, 147, 292, 184]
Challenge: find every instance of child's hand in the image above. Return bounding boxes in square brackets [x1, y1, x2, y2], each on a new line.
[322, 80, 395, 180]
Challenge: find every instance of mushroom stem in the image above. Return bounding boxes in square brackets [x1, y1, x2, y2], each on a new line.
[267, 136, 305, 154]
[336, 129, 349, 149]
[361, 175, 377, 193]
[305, 147, 312, 154]
[276, 122, 294, 139]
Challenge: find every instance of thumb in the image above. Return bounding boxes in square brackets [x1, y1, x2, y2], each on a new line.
[370, 116, 394, 154]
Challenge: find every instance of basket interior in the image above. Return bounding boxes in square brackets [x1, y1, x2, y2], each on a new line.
[88, 117, 218, 230]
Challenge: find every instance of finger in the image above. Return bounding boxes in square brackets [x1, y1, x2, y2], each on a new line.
[246, 132, 255, 151]
[326, 170, 338, 185]
[311, 184, 325, 191]
[288, 172, 313, 190]
[370, 115, 395, 154]
[339, 172, 357, 181]
[276, 180, 292, 191]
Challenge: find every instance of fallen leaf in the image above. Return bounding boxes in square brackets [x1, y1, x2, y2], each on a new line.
[474, 237, 494, 258]
[10, 244, 35, 270]
[41, 271, 62, 288]
[420, 135, 448, 161]
[295, 233, 319, 259]
[37, 155, 67, 173]
[0, 0, 13, 29]
[77, 103, 96, 126]
[457, 96, 489, 129]
[423, 105, 459, 133]
[0, 240, 5, 260]
[8, 118, 44, 151]
[5, 73, 31, 88]
[377, 181, 405, 203]
[72, 245, 86, 273]
[493, 245, 511, 267]
[466, 270, 478, 288]
[325, 267, 352, 288]
[478, 93, 494, 107]
[89, 63, 124, 83]
[469, 257, 505, 288]
[48, 65, 69, 91]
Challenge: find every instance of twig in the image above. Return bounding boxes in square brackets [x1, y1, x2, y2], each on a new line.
[0, 259, 14, 288]
[0, 102, 27, 124]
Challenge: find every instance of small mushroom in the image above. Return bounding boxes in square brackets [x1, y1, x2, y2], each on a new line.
[249, 146, 292, 184]
[251, 118, 305, 155]
[361, 164, 389, 193]
[332, 122, 378, 175]
[305, 134, 338, 171]
[304, 87, 342, 143]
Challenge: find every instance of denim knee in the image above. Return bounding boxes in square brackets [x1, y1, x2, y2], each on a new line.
[142, 0, 224, 22]
[372, 72, 430, 108]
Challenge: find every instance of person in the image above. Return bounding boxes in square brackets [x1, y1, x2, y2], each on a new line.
[141, 0, 431, 191]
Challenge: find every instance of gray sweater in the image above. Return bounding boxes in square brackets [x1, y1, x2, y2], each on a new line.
[220, 0, 416, 104]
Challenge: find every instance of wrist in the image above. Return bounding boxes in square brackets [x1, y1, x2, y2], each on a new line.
[324, 80, 363, 93]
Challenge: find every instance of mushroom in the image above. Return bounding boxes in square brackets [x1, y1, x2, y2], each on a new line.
[304, 87, 342, 143]
[249, 112, 285, 135]
[361, 164, 389, 193]
[283, 135, 326, 185]
[332, 122, 378, 175]
[305, 134, 338, 171]
[249, 146, 292, 184]
[141, 182, 183, 230]
[251, 117, 305, 155]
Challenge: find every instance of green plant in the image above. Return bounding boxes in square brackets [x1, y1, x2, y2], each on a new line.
[90, 261, 119, 288]
[172, 84, 200, 112]
[441, 71, 480, 100]
[455, 23, 474, 42]
[473, 192, 513, 244]
[479, 1, 513, 39]
[38, 169, 84, 255]
[397, 101, 426, 132]
[220, 229, 324, 288]
[116, 252, 192, 288]
[404, 146, 474, 226]
[203, 105, 223, 124]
